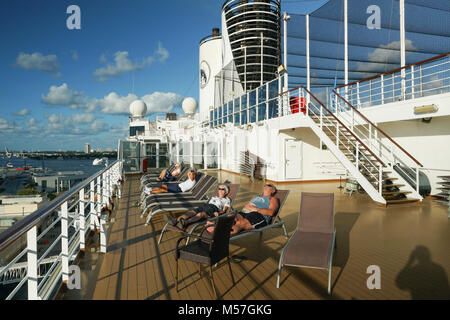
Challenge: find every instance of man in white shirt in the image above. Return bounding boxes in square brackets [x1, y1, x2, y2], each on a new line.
[150, 170, 197, 194]
[164, 184, 231, 229]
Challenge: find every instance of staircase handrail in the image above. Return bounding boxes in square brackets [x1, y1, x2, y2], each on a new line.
[332, 90, 423, 167]
[300, 86, 386, 167]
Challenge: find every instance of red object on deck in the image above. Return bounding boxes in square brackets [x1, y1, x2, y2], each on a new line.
[289, 97, 306, 114]
[143, 158, 147, 173]
[16, 168, 25, 171]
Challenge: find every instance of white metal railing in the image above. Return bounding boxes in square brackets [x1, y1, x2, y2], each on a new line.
[0, 160, 122, 300]
[211, 74, 287, 128]
[336, 53, 450, 109]
[331, 90, 423, 196]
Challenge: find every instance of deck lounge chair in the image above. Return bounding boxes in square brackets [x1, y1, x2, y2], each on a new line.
[276, 192, 336, 295]
[157, 183, 240, 244]
[140, 172, 205, 208]
[142, 175, 218, 225]
[229, 189, 290, 242]
[140, 165, 186, 189]
[141, 173, 214, 213]
[174, 214, 236, 299]
[140, 163, 175, 182]
[141, 166, 189, 191]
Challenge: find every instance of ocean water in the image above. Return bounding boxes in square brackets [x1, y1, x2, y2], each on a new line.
[1, 157, 115, 177]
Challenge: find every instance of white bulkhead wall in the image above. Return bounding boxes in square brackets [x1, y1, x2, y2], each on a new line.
[199, 38, 223, 122]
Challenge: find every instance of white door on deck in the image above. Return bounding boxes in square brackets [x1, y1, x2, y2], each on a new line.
[285, 139, 302, 179]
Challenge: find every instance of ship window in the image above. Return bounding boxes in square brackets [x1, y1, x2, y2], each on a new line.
[249, 107, 256, 123]
[249, 91, 256, 107]
[130, 126, 145, 137]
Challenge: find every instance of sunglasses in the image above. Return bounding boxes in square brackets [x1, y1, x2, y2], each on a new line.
[218, 188, 226, 191]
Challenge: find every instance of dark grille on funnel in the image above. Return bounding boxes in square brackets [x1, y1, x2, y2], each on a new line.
[223, 0, 281, 91]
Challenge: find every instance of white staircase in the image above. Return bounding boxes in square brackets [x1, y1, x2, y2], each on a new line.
[284, 87, 424, 206]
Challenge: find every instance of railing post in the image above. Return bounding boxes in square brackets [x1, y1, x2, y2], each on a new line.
[419, 65, 423, 97]
[90, 180, 95, 231]
[355, 142, 359, 169]
[416, 166, 420, 193]
[79, 188, 85, 251]
[411, 65, 415, 99]
[381, 74, 384, 105]
[369, 79, 372, 106]
[100, 215, 107, 254]
[97, 176, 102, 218]
[27, 225, 39, 300]
[357, 82, 360, 108]
[61, 201, 69, 284]
[335, 94, 339, 116]
[379, 164, 383, 195]
[336, 122, 339, 146]
[369, 123, 372, 151]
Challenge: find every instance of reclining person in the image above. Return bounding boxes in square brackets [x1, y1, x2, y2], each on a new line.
[164, 184, 231, 229]
[149, 170, 197, 194]
[230, 184, 279, 235]
[156, 164, 181, 182]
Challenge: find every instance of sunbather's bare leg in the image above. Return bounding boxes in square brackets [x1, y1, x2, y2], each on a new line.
[157, 169, 167, 181]
[230, 214, 254, 235]
[177, 210, 197, 221]
[184, 212, 209, 225]
[150, 185, 168, 194]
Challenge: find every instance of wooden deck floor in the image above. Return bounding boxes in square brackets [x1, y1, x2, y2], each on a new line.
[57, 171, 450, 300]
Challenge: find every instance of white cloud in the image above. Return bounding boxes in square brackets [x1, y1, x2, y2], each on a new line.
[91, 92, 138, 115]
[71, 50, 79, 61]
[155, 42, 169, 62]
[44, 112, 109, 136]
[0, 118, 15, 133]
[41, 83, 86, 109]
[141, 92, 184, 114]
[358, 40, 417, 72]
[94, 43, 169, 81]
[12, 108, 30, 116]
[15, 52, 60, 73]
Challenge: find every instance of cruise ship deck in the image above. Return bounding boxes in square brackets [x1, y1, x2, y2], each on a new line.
[55, 171, 450, 300]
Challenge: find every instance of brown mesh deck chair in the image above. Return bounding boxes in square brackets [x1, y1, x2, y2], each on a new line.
[142, 175, 218, 225]
[140, 166, 188, 192]
[229, 189, 290, 242]
[174, 214, 236, 299]
[140, 163, 175, 182]
[276, 192, 336, 295]
[140, 172, 206, 212]
[158, 183, 240, 245]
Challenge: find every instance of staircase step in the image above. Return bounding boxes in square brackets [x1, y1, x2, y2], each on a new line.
[383, 184, 405, 189]
[386, 199, 421, 205]
[382, 191, 412, 195]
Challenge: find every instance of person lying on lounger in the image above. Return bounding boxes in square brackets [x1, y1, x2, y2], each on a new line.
[163, 184, 231, 229]
[230, 183, 279, 235]
[149, 170, 197, 194]
[156, 164, 181, 182]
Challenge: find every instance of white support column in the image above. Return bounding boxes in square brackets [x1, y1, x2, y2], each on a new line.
[102, 172, 107, 206]
[411, 65, 415, 98]
[400, 0, 406, 99]
[79, 188, 85, 251]
[100, 215, 107, 254]
[90, 180, 95, 230]
[190, 140, 194, 168]
[283, 12, 290, 92]
[61, 201, 69, 283]
[266, 82, 269, 120]
[381, 74, 385, 104]
[26, 225, 39, 300]
[97, 176, 101, 217]
[344, 0, 349, 99]
[306, 14, 311, 94]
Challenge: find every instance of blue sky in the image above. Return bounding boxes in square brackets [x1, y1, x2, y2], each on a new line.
[0, 0, 327, 151]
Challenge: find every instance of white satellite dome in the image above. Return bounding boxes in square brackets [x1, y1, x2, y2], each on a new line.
[182, 97, 198, 115]
[129, 100, 147, 119]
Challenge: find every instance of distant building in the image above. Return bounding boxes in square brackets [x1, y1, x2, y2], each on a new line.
[0, 195, 43, 217]
[85, 143, 91, 154]
[33, 171, 88, 193]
